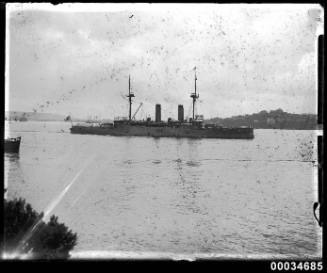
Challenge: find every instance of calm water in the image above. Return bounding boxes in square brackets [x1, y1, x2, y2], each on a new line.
[5, 121, 322, 259]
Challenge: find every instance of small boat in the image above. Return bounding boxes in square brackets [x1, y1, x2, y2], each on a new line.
[4, 136, 21, 153]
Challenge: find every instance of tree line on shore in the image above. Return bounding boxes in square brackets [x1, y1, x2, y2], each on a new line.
[206, 109, 319, 130]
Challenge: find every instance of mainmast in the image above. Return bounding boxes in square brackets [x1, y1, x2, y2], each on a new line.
[190, 67, 199, 120]
[126, 75, 135, 121]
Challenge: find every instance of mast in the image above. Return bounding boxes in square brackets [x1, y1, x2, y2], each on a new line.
[190, 67, 199, 120]
[126, 75, 135, 121]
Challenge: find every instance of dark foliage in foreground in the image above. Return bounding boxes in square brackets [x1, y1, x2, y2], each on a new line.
[3, 198, 77, 259]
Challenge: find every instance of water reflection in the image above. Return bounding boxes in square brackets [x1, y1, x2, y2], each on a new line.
[5, 153, 20, 162]
[173, 139, 206, 216]
[153, 137, 161, 149]
[4, 152, 24, 192]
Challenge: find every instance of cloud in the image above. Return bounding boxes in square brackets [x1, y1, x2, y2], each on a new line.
[6, 3, 323, 118]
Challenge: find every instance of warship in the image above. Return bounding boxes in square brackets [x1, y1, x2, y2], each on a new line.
[70, 70, 254, 139]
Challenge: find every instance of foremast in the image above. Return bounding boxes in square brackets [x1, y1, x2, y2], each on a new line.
[190, 67, 199, 120]
[126, 75, 135, 121]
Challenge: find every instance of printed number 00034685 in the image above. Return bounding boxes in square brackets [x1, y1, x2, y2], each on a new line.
[270, 261, 323, 271]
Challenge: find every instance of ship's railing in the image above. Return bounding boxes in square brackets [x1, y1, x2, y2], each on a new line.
[195, 114, 204, 121]
[99, 121, 113, 126]
[73, 121, 101, 127]
[114, 116, 128, 121]
[204, 123, 223, 129]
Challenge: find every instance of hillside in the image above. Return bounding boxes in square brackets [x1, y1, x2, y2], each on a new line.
[206, 109, 320, 130]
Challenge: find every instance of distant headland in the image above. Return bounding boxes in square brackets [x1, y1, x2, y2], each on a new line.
[4, 111, 108, 123]
[206, 109, 321, 130]
[5, 111, 69, 122]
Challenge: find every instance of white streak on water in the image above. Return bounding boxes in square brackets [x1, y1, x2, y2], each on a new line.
[15, 155, 96, 253]
[42, 157, 94, 221]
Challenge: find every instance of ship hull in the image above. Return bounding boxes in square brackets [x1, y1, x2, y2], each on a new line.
[70, 125, 254, 139]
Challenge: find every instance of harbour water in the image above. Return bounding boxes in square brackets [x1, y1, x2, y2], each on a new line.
[4, 121, 322, 259]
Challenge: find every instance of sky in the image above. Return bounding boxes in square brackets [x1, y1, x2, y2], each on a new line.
[6, 3, 324, 120]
